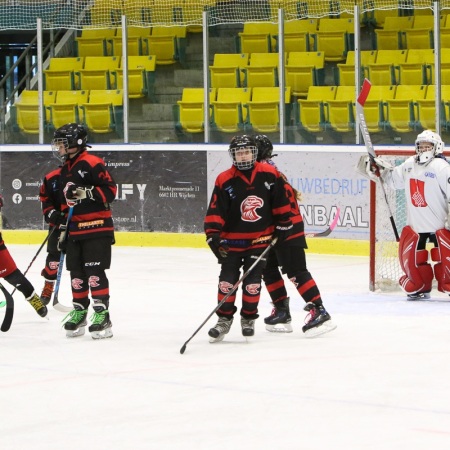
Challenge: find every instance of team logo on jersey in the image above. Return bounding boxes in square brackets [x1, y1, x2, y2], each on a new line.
[241, 195, 263, 222]
[410, 179, 427, 207]
[245, 283, 260, 295]
[219, 281, 234, 294]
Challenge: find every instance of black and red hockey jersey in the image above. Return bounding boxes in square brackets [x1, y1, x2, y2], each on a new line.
[204, 161, 292, 252]
[39, 167, 68, 226]
[59, 150, 117, 241]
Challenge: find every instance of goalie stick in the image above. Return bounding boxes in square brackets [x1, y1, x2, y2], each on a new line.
[305, 207, 340, 238]
[0, 282, 14, 332]
[356, 78, 400, 242]
[180, 238, 278, 354]
[52, 207, 73, 313]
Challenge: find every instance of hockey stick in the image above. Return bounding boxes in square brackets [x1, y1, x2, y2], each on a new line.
[10, 226, 57, 297]
[52, 207, 73, 313]
[0, 282, 14, 332]
[180, 237, 278, 354]
[356, 78, 400, 242]
[305, 207, 341, 238]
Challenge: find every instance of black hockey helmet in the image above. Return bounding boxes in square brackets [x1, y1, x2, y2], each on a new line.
[51, 123, 90, 162]
[229, 135, 258, 170]
[254, 134, 273, 161]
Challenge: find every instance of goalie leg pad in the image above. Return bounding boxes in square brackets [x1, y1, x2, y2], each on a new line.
[433, 229, 450, 293]
[398, 226, 433, 294]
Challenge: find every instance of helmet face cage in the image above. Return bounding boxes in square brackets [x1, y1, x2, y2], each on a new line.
[254, 135, 273, 161]
[415, 130, 444, 165]
[51, 123, 88, 162]
[229, 135, 258, 170]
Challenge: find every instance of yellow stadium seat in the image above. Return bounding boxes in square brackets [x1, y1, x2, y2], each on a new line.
[314, 18, 354, 62]
[243, 52, 279, 88]
[325, 85, 356, 132]
[47, 90, 89, 130]
[386, 84, 427, 132]
[285, 51, 325, 97]
[369, 6, 399, 29]
[375, 16, 413, 50]
[275, 19, 318, 52]
[76, 27, 117, 56]
[211, 87, 252, 133]
[80, 89, 123, 134]
[297, 86, 337, 133]
[335, 50, 377, 86]
[109, 26, 151, 56]
[246, 86, 291, 133]
[209, 53, 249, 88]
[238, 22, 278, 53]
[362, 85, 396, 132]
[76, 56, 120, 90]
[113, 55, 156, 99]
[143, 26, 187, 65]
[44, 57, 85, 90]
[394, 49, 434, 85]
[175, 88, 216, 134]
[13, 90, 56, 134]
[367, 49, 408, 85]
[404, 28, 433, 49]
[416, 85, 442, 131]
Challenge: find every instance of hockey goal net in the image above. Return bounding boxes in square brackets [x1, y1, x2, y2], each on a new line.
[370, 148, 415, 292]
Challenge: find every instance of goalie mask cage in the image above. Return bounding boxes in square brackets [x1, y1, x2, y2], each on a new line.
[369, 148, 414, 293]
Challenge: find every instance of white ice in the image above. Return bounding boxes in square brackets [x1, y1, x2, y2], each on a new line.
[1, 245, 450, 450]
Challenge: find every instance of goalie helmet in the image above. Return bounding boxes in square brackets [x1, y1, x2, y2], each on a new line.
[51, 123, 90, 162]
[229, 135, 258, 170]
[415, 130, 444, 165]
[254, 135, 273, 161]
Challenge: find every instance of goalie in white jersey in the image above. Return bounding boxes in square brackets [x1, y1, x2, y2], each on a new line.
[358, 130, 450, 299]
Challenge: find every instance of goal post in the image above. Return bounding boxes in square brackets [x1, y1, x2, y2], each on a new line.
[369, 148, 415, 292]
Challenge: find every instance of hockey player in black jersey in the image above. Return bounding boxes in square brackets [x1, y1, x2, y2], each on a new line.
[204, 135, 293, 342]
[255, 135, 336, 337]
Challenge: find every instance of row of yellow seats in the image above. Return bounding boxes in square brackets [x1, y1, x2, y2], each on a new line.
[296, 84, 447, 135]
[75, 25, 186, 64]
[336, 49, 450, 86]
[175, 86, 292, 135]
[12, 89, 123, 135]
[237, 18, 355, 61]
[210, 52, 325, 96]
[44, 56, 156, 99]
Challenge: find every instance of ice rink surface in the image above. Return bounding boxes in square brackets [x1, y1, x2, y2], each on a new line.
[1, 244, 450, 450]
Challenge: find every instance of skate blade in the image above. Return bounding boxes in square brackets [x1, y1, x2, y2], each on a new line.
[304, 320, 337, 338]
[265, 323, 293, 333]
[90, 328, 113, 340]
[66, 327, 86, 338]
[209, 334, 225, 343]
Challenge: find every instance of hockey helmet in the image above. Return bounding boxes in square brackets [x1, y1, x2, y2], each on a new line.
[51, 123, 90, 162]
[229, 135, 258, 170]
[254, 135, 273, 161]
[415, 130, 444, 165]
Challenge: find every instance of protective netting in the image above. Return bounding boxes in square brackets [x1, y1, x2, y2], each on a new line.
[0, 0, 447, 31]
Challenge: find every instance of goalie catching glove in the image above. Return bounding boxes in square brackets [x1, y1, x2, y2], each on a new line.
[206, 234, 229, 261]
[63, 182, 95, 207]
[356, 155, 393, 182]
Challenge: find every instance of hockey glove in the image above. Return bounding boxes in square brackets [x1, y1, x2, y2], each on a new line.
[206, 234, 229, 260]
[64, 182, 95, 207]
[46, 209, 66, 227]
[273, 221, 293, 243]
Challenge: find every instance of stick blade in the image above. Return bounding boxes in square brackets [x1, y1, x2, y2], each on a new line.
[357, 78, 372, 107]
[0, 283, 14, 332]
[180, 344, 187, 354]
[53, 298, 72, 313]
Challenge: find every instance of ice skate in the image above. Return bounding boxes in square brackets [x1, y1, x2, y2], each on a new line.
[302, 302, 336, 338]
[407, 292, 431, 301]
[63, 303, 88, 338]
[208, 316, 233, 343]
[264, 297, 292, 333]
[241, 317, 255, 337]
[27, 292, 48, 318]
[89, 306, 113, 340]
[40, 279, 55, 306]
